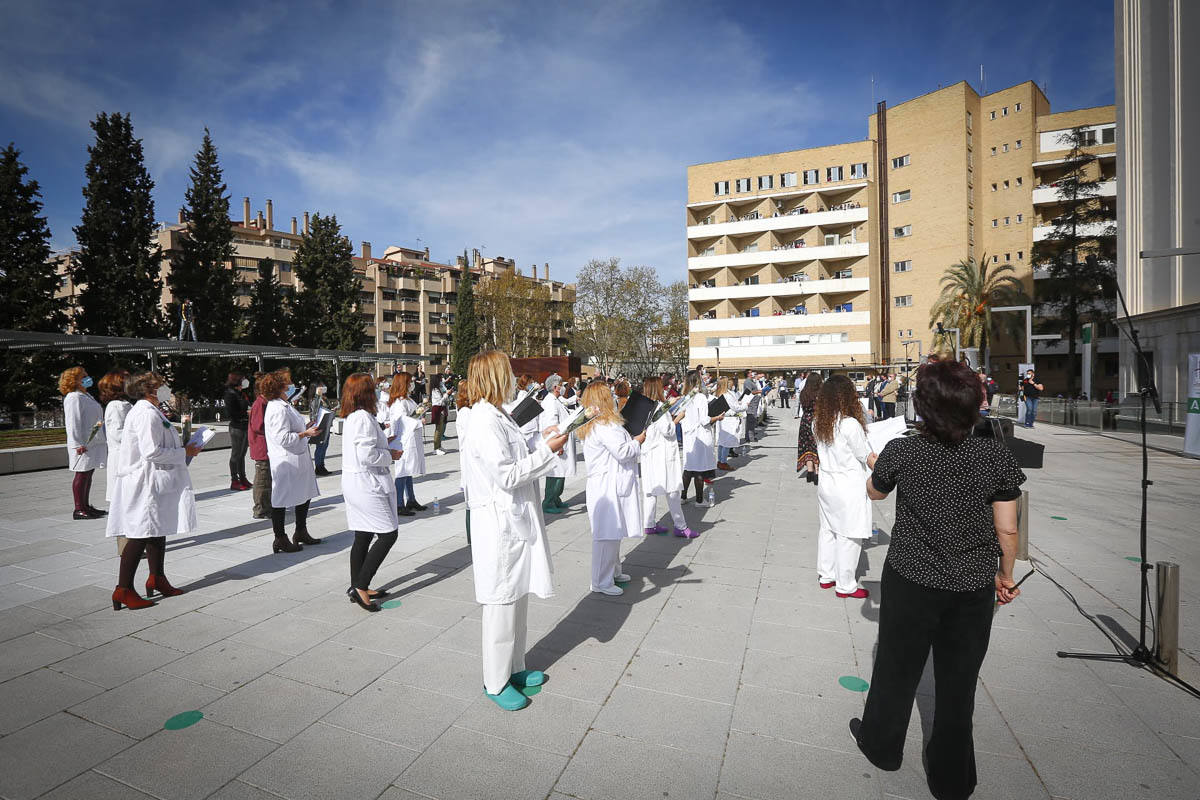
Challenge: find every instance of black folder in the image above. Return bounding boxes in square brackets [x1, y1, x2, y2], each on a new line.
[707, 395, 730, 417]
[620, 391, 656, 437]
[510, 394, 543, 427]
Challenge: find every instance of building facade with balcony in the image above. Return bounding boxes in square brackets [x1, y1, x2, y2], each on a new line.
[686, 81, 1116, 386]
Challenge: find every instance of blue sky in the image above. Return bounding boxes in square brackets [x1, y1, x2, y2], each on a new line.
[1, 0, 1114, 284]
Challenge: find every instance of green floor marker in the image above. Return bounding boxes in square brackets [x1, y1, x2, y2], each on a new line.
[380, 599, 403, 610]
[615, 580, 630, 587]
[838, 676, 869, 693]
[519, 684, 542, 697]
[163, 710, 203, 730]
[1051, 516, 1068, 520]
[1125, 556, 1143, 563]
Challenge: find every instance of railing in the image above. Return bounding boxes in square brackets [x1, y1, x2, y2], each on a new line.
[991, 394, 1190, 435]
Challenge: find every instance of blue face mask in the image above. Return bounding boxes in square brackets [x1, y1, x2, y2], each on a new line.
[81, 376, 94, 389]
[286, 384, 296, 396]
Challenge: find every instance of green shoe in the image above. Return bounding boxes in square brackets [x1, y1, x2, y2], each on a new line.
[484, 683, 530, 711]
[542, 505, 566, 515]
[510, 669, 546, 688]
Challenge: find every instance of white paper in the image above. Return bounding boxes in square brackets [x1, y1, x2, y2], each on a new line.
[867, 416, 907, 454]
[187, 426, 215, 449]
[311, 405, 332, 430]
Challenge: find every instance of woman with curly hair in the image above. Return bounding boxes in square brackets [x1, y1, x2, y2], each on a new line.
[61, 366, 107, 519]
[795, 372, 824, 484]
[813, 375, 876, 599]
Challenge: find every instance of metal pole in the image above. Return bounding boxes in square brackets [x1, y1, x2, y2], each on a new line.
[1016, 489, 1030, 561]
[149, 350, 159, 372]
[1154, 561, 1179, 673]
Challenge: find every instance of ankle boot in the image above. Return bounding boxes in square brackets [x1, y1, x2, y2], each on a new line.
[293, 530, 322, 546]
[273, 536, 302, 553]
[112, 586, 156, 610]
[145, 574, 186, 598]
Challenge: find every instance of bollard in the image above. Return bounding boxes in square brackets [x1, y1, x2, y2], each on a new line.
[1016, 490, 1030, 562]
[1155, 561, 1180, 674]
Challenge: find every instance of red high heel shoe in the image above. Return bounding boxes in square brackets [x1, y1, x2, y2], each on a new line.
[112, 586, 156, 610]
[145, 574, 186, 598]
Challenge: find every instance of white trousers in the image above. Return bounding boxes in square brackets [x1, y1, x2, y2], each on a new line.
[817, 523, 863, 594]
[591, 539, 621, 590]
[481, 594, 528, 695]
[643, 491, 686, 529]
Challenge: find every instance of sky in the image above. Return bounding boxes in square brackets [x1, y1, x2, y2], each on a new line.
[0, 0, 1115, 285]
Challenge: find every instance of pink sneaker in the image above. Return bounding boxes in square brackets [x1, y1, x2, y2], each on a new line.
[673, 527, 699, 539]
[644, 525, 669, 535]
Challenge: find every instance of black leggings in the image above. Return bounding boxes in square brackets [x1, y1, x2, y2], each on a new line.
[350, 530, 398, 590]
[118, 537, 166, 588]
[682, 471, 705, 501]
[271, 500, 310, 539]
[228, 425, 249, 482]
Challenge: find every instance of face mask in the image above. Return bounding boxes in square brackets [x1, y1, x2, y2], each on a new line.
[156, 385, 172, 404]
[81, 376, 94, 389]
[379, 382, 389, 390]
[240, 378, 249, 389]
[286, 384, 296, 396]
[316, 386, 326, 395]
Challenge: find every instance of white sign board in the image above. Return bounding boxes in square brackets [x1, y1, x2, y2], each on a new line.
[1185, 353, 1200, 458]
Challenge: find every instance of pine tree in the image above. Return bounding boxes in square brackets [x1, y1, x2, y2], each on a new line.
[72, 113, 163, 338]
[171, 129, 236, 341]
[292, 213, 363, 351]
[452, 248, 481, 374]
[0, 144, 66, 410]
[243, 258, 292, 345]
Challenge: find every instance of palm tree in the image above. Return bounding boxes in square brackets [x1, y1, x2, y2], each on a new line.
[928, 254, 1028, 365]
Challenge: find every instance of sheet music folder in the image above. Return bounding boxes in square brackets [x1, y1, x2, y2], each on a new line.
[707, 395, 730, 418]
[620, 392, 656, 437]
[509, 394, 543, 427]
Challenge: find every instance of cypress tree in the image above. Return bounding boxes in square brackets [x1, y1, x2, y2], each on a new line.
[72, 113, 163, 338]
[243, 258, 292, 346]
[452, 248, 481, 374]
[292, 212, 363, 351]
[171, 128, 237, 342]
[0, 144, 66, 410]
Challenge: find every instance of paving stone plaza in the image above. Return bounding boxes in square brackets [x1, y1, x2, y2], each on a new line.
[0, 413, 1197, 800]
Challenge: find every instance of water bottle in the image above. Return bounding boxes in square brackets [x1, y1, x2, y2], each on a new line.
[705, 485, 715, 506]
[432, 497, 440, 514]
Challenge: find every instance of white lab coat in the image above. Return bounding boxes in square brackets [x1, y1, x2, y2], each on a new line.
[388, 398, 426, 478]
[537, 392, 577, 478]
[583, 421, 643, 541]
[265, 399, 320, 508]
[639, 411, 683, 496]
[462, 400, 559, 605]
[717, 390, 745, 448]
[815, 416, 873, 540]
[682, 393, 717, 472]
[105, 400, 196, 539]
[457, 404, 473, 498]
[341, 409, 399, 533]
[103, 399, 133, 501]
[64, 390, 106, 472]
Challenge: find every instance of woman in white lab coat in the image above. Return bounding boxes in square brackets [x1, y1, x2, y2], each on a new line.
[339, 373, 402, 612]
[386, 372, 427, 515]
[99, 369, 132, 504]
[456, 385, 475, 543]
[536, 374, 577, 514]
[681, 370, 722, 506]
[61, 366, 108, 519]
[106, 372, 203, 610]
[714, 376, 745, 469]
[639, 377, 694, 538]
[263, 370, 322, 553]
[813, 375, 877, 599]
[577, 381, 645, 596]
[462, 350, 567, 711]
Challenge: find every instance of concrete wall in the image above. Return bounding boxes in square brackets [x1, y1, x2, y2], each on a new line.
[0, 429, 233, 476]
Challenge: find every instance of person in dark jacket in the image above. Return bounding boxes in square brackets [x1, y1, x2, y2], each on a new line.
[224, 373, 251, 491]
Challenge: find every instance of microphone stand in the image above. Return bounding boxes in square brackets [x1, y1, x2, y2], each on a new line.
[1058, 276, 1159, 667]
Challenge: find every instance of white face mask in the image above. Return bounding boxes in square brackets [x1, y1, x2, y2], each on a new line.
[316, 386, 326, 395]
[156, 385, 172, 404]
[240, 378, 249, 389]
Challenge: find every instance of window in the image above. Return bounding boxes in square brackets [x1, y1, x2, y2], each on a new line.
[834, 269, 854, 279]
[1080, 129, 1098, 146]
[991, 183, 997, 192]
[1102, 127, 1115, 144]
[990, 147, 997, 156]
[991, 219, 998, 227]
[803, 169, 819, 185]
[780, 171, 798, 187]
[891, 154, 911, 169]
[824, 233, 839, 246]
[992, 255, 999, 264]
[894, 295, 913, 308]
[714, 180, 729, 196]
[1002, 106, 1009, 116]
[1015, 139, 1022, 149]
[1016, 213, 1023, 223]
[827, 166, 844, 182]
[893, 260, 913, 273]
[743, 243, 758, 253]
[742, 274, 759, 284]
[1016, 176, 1023, 187]
[990, 110, 996, 120]
[1002, 143, 1009, 153]
[1003, 180, 1010, 190]
[835, 302, 853, 312]
[967, 110, 973, 128]
[382, 311, 396, 322]
[758, 175, 773, 190]
[1005, 253, 1012, 262]
[850, 162, 868, 179]
[967, 151, 974, 168]
[699, 245, 715, 257]
[893, 224, 912, 238]
[735, 178, 752, 192]
[1017, 250, 1024, 260]
[967, 133, 972, 146]
[892, 189, 911, 203]
[1004, 216, 1010, 225]
[1015, 102, 1022, 112]
[743, 308, 760, 318]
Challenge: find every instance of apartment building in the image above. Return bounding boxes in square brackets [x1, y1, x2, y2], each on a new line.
[686, 80, 1116, 389]
[53, 197, 576, 368]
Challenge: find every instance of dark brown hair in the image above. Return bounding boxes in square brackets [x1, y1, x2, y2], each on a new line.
[913, 359, 983, 445]
[339, 373, 377, 417]
[813, 375, 865, 445]
[798, 372, 824, 407]
[226, 372, 244, 388]
[98, 369, 130, 405]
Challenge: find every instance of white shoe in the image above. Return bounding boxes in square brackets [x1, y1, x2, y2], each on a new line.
[614, 572, 631, 583]
[435, 449, 447, 456]
[592, 584, 624, 596]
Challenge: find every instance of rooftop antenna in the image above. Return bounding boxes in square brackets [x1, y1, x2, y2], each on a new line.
[871, 74, 875, 107]
[980, 64, 986, 95]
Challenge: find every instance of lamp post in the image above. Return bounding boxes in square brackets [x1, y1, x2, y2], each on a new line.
[935, 322, 961, 362]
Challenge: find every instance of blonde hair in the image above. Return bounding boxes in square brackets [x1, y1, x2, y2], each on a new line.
[59, 366, 86, 396]
[575, 380, 622, 440]
[715, 376, 732, 396]
[467, 350, 516, 409]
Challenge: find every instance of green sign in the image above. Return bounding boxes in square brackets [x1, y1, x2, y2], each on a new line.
[1188, 397, 1200, 414]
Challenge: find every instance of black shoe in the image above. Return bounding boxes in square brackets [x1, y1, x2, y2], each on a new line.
[87, 506, 108, 517]
[407, 501, 428, 512]
[272, 536, 302, 553]
[314, 467, 332, 477]
[398, 508, 415, 517]
[346, 587, 389, 602]
[293, 530, 322, 545]
[73, 509, 99, 520]
[348, 588, 380, 612]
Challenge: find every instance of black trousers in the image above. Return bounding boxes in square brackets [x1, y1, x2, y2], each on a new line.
[350, 530, 397, 590]
[859, 562, 994, 800]
[228, 425, 249, 482]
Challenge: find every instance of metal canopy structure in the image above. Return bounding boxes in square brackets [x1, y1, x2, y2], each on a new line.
[0, 329, 425, 376]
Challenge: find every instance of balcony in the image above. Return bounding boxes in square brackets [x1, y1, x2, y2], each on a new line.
[688, 277, 869, 302]
[690, 340, 871, 361]
[690, 310, 869, 332]
[687, 205, 868, 241]
[1032, 221, 1115, 242]
[688, 241, 868, 271]
[1031, 179, 1116, 206]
